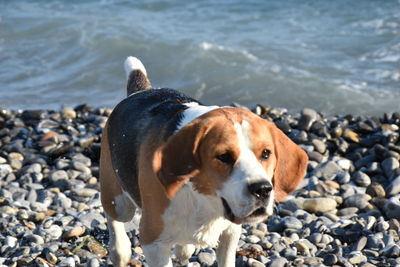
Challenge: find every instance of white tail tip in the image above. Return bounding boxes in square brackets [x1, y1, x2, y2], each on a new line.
[124, 56, 147, 79]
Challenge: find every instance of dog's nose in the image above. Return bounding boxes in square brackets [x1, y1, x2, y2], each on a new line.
[248, 181, 272, 201]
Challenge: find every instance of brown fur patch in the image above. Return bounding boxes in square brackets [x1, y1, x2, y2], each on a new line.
[270, 124, 308, 201]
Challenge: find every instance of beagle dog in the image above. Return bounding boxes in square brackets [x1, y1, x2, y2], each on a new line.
[100, 57, 308, 267]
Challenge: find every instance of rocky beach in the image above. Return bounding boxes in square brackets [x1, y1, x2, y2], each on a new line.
[0, 103, 399, 267]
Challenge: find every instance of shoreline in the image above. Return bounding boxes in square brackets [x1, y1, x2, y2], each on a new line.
[0, 103, 399, 267]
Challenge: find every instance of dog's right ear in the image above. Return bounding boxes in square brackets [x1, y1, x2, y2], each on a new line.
[153, 120, 208, 199]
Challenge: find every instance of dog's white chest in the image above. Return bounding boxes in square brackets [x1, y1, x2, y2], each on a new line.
[159, 183, 232, 247]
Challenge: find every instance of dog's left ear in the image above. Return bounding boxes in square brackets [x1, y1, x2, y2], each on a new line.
[153, 121, 207, 199]
[270, 125, 308, 202]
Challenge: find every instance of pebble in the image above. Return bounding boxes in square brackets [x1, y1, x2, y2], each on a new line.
[352, 171, 371, 187]
[268, 257, 288, 267]
[381, 157, 399, 178]
[59, 257, 75, 267]
[386, 176, 400, 196]
[63, 226, 86, 240]
[312, 161, 341, 179]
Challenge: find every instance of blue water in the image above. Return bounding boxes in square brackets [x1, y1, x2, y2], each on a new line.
[1, 0, 399, 115]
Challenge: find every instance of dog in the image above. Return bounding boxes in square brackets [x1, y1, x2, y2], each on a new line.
[100, 56, 308, 267]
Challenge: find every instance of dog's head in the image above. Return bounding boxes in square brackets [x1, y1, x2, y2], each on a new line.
[155, 107, 308, 224]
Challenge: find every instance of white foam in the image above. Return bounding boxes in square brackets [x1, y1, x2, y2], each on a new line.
[124, 56, 147, 79]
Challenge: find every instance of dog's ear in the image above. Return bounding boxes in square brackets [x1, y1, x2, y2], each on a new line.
[153, 121, 207, 199]
[270, 125, 308, 202]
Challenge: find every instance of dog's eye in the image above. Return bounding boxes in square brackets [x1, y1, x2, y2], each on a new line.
[216, 153, 235, 165]
[261, 149, 271, 160]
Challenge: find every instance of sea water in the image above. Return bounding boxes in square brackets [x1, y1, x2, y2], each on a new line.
[1, 0, 399, 115]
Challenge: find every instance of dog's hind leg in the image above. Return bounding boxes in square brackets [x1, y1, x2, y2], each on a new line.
[106, 214, 133, 267]
[100, 124, 136, 266]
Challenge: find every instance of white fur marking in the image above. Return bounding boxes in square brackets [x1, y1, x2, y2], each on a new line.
[177, 102, 219, 130]
[106, 214, 132, 267]
[124, 56, 147, 79]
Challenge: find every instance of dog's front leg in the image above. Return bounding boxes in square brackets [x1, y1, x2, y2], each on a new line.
[216, 223, 241, 267]
[142, 243, 173, 267]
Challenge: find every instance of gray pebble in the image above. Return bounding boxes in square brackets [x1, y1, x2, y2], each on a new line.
[0, 164, 12, 179]
[59, 257, 75, 267]
[248, 258, 264, 267]
[344, 194, 371, 209]
[382, 157, 399, 178]
[5, 236, 18, 248]
[337, 207, 359, 216]
[353, 236, 367, 251]
[282, 216, 303, 230]
[386, 176, 400, 196]
[86, 258, 100, 267]
[46, 225, 63, 240]
[49, 170, 69, 182]
[268, 256, 288, 267]
[322, 253, 337, 265]
[312, 161, 341, 179]
[336, 171, 351, 184]
[298, 108, 318, 131]
[352, 171, 371, 187]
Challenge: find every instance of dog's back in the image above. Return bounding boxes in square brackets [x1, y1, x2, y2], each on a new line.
[104, 57, 199, 206]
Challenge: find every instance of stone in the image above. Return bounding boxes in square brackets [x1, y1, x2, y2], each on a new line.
[337, 159, 352, 170]
[0, 164, 12, 179]
[381, 157, 399, 178]
[63, 226, 86, 240]
[343, 129, 360, 143]
[386, 176, 400, 196]
[298, 108, 318, 131]
[48, 170, 69, 182]
[352, 171, 371, 187]
[353, 236, 368, 251]
[348, 254, 367, 264]
[282, 216, 303, 230]
[46, 225, 63, 240]
[58, 257, 75, 267]
[384, 198, 400, 220]
[5, 236, 18, 248]
[366, 182, 386, 198]
[312, 161, 341, 179]
[73, 188, 98, 198]
[322, 253, 338, 265]
[302, 198, 337, 213]
[86, 236, 107, 258]
[344, 194, 371, 209]
[268, 257, 288, 267]
[312, 139, 326, 154]
[337, 207, 358, 216]
[336, 171, 351, 184]
[61, 105, 76, 120]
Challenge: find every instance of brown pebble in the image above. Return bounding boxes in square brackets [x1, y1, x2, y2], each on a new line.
[366, 182, 386, 198]
[63, 226, 86, 240]
[23, 221, 36, 230]
[42, 131, 58, 141]
[129, 260, 143, 267]
[325, 180, 340, 190]
[44, 209, 57, 216]
[343, 129, 360, 143]
[87, 236, 108, 258]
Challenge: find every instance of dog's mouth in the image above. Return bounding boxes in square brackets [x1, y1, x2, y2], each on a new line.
[221, 198, 269, 224]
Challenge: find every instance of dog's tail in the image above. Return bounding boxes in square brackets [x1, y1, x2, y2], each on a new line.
[124, 56, 152, 96]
